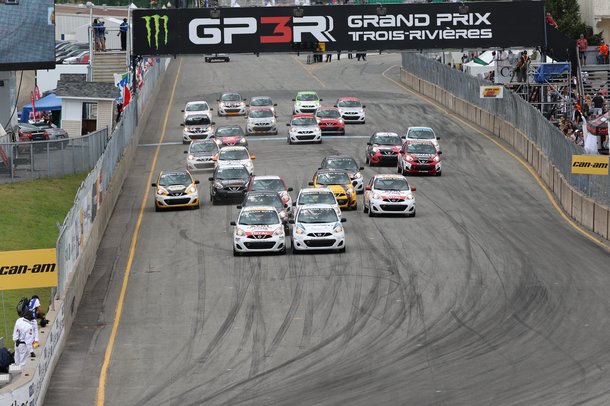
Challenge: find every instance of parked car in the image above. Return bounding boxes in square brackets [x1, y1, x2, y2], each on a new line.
[31, 122, 69, 149]
[14, 123, 48, 153]
[63, 51, 89, 64]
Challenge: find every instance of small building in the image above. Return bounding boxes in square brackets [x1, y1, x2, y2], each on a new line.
[56, 74, 118, 137]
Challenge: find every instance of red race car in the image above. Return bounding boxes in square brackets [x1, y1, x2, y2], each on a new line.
[315, 106, 345, 135]
[397, 140, 443, 176]
[365, 131, 403, 166]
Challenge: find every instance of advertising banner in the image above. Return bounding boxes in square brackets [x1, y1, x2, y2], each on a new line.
[0, 248, 57, 290]
[571, 155, 609, 175]
[480, 85, 503, 98]
[133, 1, 546, 56]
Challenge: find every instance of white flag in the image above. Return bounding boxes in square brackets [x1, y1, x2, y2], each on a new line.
[582, 118, 599, 155]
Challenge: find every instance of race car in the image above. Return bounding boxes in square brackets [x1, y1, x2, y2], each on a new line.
[365, 132, 403, 166]
[217, 92, 247, 116]
[398, 140, 442, 176]
[246, 107, 278, 135]
[247, 96, 277, 115]
[181, 114, 214, 144]
[290, 204, 346, 253]
[209, 164, 251, 204]
[184, 139, 218, 172]
[287, 114, 322, 144]
[182, 101, 212, 121]
[248, 175, 293, 212]
[403, 126, 441, 151]
[293, 187, 341, 219]
[363, 174, 416, 217]
[293, 91, 322, 114]
[314, 107, 345, 135]
[335, 97, 366, 123]
[151, 170, 200, 211]
[212, 125, 248, 148]
[308, 169, 357, 210]
[215, 146, 255, 174]
[238, 190, 289, 228]
[231, 206, 286, 256]
[319, 155, 364, 194]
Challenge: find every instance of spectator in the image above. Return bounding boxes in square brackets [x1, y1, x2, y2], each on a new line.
[28, 295, 48, 327]
[356, 52, 366, 61]
[597, 40, 609, 64]
[325, 52, 332, 63]
[100, 21, 107, 51]
[0, 347, 14, 373]
[119, 18, 129, 51]
[92, 19, 101, 51]
[577, 34, 588, 65]
[515, 51, 529, 83]
[12, 311, 35, 367]
[591, 92, 605, 116]
[546, 12, 558, 28]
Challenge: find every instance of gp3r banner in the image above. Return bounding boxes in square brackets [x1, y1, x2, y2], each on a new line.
[0, 248, 57, 290]
[571, 155, 610, 175]
[133, 1, 546, 56]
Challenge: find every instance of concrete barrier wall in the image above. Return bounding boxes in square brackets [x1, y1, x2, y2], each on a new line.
[400, 68, 609, 241]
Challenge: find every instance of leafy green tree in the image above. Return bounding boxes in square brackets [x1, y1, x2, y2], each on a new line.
[545, 0, 602, 44]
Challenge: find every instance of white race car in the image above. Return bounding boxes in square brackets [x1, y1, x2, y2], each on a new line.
[335, 97, 366, 124]
[293, 187, 341, 219]
[363, 174, 416, 217]
[246, 107, 278, 135]
[293, 91, 322, 114]
[215, 146, 256, 174]
[231, 206, 286, 256]
[291, 204, 346, 253]
[403, 126, 441, 151]
[217, 92, 247, 116]
[182, 101, 213, 121]
[287, 114, 322, 144]
[181, 114, 215, 144]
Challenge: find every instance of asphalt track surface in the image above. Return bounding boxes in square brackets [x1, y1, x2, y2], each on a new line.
[45, 53, 610, 406]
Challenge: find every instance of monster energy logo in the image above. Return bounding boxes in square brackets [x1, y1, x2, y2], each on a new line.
[142, 15, 169, 50]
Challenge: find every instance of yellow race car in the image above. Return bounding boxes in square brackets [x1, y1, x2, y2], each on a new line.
[151, 170, 200, 211]
[308, 169, 357, 210]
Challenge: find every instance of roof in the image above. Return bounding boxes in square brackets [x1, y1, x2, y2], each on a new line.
[299, 187, 333, 194]
[373, 132, 400, 137]
[317, 106, 339, 110]
[56, 74, 119, 100]
[291, 113, 315, 118]
[324, 155, 356, 160]
[241, 205, 278, 212]
[316, 168, 349, 174]
[296, 91, 318, 94]
[298, 203, 335, 210]
[252, 175, 282, 180]
[185, 101, 209, 106]
[250, 96, 272, 100]
[373, 174, 407, 179]
[338, 97, 361, 101]
[407, 126, 434, 131]
[219, 146, 248, 151]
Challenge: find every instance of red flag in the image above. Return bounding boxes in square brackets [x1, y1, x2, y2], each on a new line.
[30, 91, 36, 117]
[123, 85, 131, 109]
[34, 85, 41, 100]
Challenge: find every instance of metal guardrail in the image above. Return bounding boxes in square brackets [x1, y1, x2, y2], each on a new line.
[401, 52, 610, 207]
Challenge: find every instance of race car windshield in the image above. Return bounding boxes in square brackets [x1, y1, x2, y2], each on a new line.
[159, 173, 192, 187]
[185, 116, 211, 126]
[239, 210, 280, 225]
[407, 143, 436, 154]
[299, 193, 336, 205]
[186, 103, 208, 111]
[316, 109, 341, 118]
[297, 208, 338, 223]
[338, 100, 361, 108]
[215, 127, 244, 136]
[221, 94, 242, 101]
[245, 194, 282, 209]
[409, 129, 435, 139]
[216, 168, 249, 180]
[316, 173, 350, 185]
[373, 135, 402, 146]
[250, 98, 272, 106]
[325, 159, 358, 171]
[297, 94, 318, 101]
[190, 142, 217, 153]
[219, 150, 249, 160]
[374, 178, 410, 191]
[251, 179, 285, 191]
[249, 110, 274, 118]
[292, 117, 317, 126]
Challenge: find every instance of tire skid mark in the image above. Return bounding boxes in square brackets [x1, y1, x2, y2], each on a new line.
[249, 263, 267, 378]
[300, 290, 315, 349]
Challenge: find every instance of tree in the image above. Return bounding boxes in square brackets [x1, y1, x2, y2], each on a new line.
[545, 0, 602, 45]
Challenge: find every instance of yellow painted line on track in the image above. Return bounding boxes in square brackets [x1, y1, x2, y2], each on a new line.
[96, 57, 184, 406]
[292, 54, 326, 88]
[382, 65, 610, 252]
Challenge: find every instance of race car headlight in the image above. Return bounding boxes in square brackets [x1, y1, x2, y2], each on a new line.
[186, 184, 197, 194]
[333, 223, 343, 233]
[405, 155, 414, 162]
[433, 155, 440, 162]
[245, 161, 253, 168]
[295, 225, 306, 234]
[156, 187, 169, 196]
[273, 227, 283, 236]
[352, 172, 362, 180]
[372, 192, 381, 200]
[213, 181, 223, 189]
[187, 154, 195, 160]
[372, 147, 379, 153]
[239, 137, 247, 144]
[236, 228, 246, 236]
[406, 193, 414, 200]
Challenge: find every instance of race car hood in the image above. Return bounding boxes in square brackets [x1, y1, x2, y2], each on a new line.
[323, 184, 349, 194]
[220, 101, 244, 108]
[248, 117, 275, 125]
[318, 118, 342, 124]
[185, 125, 212, 132]
[217, 136, 243, 144]
[298, 222, 336, 233]
[375, 145, 401, 153]
[295, 101, 320, 108]
[218, 159, 251, 167]
[374, 189, 413, 200]
[191, 152, 216, 158]
[338, 106, 364, 113]
[218, 179, 248, 187]
[411, 153, 435, 160]
[238, 224, 282, 236]
[291, 124, 318, 131]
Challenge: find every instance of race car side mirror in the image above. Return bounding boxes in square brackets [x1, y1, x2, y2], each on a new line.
[151, 183, 157, 187]
[181, 109, 185, 112]
[366, 142, 371, 146]
[236, 205, 242, 209]
[284, 203, 289, 208]
[273, 103, 278, 106]
[180, 123, 184, 127]
[365, 185, 371, 190]
[287, 187, 293, 192]
[319, 99, 323, 101]
[286, 123, 290, 126]
[340, 218, 347, 223]
[184, 151, 188, 154]
[230, 221, 236, 226]
[363, 105, 366, 108]
[317, 167, 322, 170]
[352, 181, 358, 186]
[438, 151, 443, 155]
[292, 202, 296, 206]
[211, 122, 216, 125]
[359, 167, 364, 170]
[250, 155, 256, 159]
[437, 137, 441, 140]
[289, 219, 295, 224]
[292, 99, 296, 101]
[333, 104, 337, 107]
[308, 182, 314, 186]
[411, 186, 417, 191]
[208, 177, 214, 181]
[216, 99, 220, 102]
[209, 108, 214, 111]
[194, 180, 200, 184]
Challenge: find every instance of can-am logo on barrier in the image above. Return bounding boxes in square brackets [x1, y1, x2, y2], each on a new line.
[133, 1, 545, 55]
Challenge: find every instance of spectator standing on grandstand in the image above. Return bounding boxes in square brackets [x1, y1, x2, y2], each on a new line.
[597, 40, 609, 64]
[591, 92, 605, 116]
[119, 18, 129, 51]
[545, 12, 558, 29]
[12, 311, 35, 367]
[28, 295, 48, 327]
[515, 51, 530, 83]
[92, 19, 102, 51]
[577, 34, 588, 65]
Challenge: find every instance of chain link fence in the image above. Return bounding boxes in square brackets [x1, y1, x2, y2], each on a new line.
[402, 52, 609, 206]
